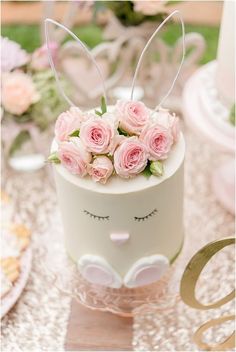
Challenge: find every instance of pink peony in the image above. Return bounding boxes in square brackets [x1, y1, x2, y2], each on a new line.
[133, 0, 167, 16]
[31, 42, 58, 71]
[80, 115, 117, 154]
[140, 123, 173, 161]
[88, 156, 113, 184]
[55, 107, 87, 142]
[1, 71, 40, 115]
[115, 100, 150, 135]
[114, 137, 148, 178]
[58, 138, 91, 176]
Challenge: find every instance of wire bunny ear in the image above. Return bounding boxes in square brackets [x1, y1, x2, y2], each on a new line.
[44, 18, 107, 107]
[130, 10, 185, 111]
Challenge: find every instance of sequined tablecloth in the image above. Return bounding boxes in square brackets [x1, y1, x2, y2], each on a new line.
[1, 126, 235, 351]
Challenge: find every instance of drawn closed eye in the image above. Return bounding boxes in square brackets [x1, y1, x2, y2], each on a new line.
[83, 210, 109, 221]
[134, 209, 158, 222]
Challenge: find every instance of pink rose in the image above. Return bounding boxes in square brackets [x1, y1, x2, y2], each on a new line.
[140, 123, 173, 161]
[115, 100, 150, 135]
[58, 138, 91, 176]
[80, 115, 116, 154]
[31, 42, 58, 71]
[156, 110, 180, 143]
[169, 115, 180, 143]
[114, 137, 148, 178]
[2, 71, 40, 115]
[88, 156, 113, 184]
[55, 107, 87, 142]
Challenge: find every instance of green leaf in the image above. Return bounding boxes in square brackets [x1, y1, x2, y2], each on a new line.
[95, 109, 103, 116]
[142, 161, 152, 178]
[48, 152, 61, 164]
[8, 130, 31, 157]
[101, 96, 107, 115]
[229, 104, 235, 126]
[118, 127, 129, 136]
[95, 96, 107, 116]
[69, 129, 80, 137]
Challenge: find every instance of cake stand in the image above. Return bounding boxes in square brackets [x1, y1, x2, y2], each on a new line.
[182, 61, 235, 214]
[47, 254, 181, 317]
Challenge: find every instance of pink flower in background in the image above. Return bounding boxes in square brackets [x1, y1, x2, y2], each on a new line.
[140, 123, 173, 160]
[1, 37, 29, 72]
[133, 0, 167, 16]
[31, 41, 58, 71]
[114, 137, 148, 178]
[2, 71, 40, 115]
[58, 138, 91, 176]
[88, 156, 113, 184]
[115, 100, 150, 135]
[80, 115, 117, 154]
[55, 107, 87, 142]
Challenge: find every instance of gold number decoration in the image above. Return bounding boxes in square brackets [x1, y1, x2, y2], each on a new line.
[180, 237, 235, 351]
[193, 315, 235, 351]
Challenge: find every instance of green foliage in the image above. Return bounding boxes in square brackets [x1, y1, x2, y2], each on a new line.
[2, 23, 219, 65]
[48, 152, 61, 164]
[1, 24, 41, 52]
[30, 70, 69, 130]
[102, 1, 165, 26]
[161, 23, 219, 65]
[2, 24, 103, 52]
[117, 127, 129, 136]
[101, 96, 107, 114]
[95, 96, 107, 116]
[70, 129, 80, 137]
[8, 130, 30, 157]
[229, 104, 235, 126]
[143, 161, 152, 178]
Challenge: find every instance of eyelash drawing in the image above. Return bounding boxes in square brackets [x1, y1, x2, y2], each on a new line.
[83, 210, 109, 221]
[134, 209, 158, 222]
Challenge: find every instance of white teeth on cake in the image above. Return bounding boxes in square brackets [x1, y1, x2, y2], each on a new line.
[123, 255, 170, 288]
[78, 255, 122, 289]
[110, 233, 130, 245]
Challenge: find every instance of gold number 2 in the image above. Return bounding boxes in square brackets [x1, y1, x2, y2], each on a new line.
[180, 237, 235, 350]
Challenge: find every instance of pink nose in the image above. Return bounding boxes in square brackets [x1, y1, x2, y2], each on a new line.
[110, 233, 130, 245]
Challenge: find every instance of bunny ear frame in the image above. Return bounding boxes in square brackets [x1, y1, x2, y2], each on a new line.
[44, 18, 107, 108]
[130, 10, 186, 111]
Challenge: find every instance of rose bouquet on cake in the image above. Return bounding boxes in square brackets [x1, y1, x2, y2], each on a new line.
[48, 97, 180, 184]
[1, 37, 68, 158]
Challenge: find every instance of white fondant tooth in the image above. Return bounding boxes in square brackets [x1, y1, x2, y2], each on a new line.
[78, 254, 122, 289]
[110, 233, 130, 245]
[124, 254, 170, 288]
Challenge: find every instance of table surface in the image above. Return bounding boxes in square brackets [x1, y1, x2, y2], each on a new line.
[1, 125, 235, 351]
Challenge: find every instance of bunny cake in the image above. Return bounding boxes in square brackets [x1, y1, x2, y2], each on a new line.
[49, 101, 185, 289]
[46, 11, 185, 289]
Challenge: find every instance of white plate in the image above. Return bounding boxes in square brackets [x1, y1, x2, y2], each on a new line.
[1, 247, 32, 319]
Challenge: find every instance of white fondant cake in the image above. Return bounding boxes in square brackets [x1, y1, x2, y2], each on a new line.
[46, 12, 186, 290]
[52, 124, 185, 288]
